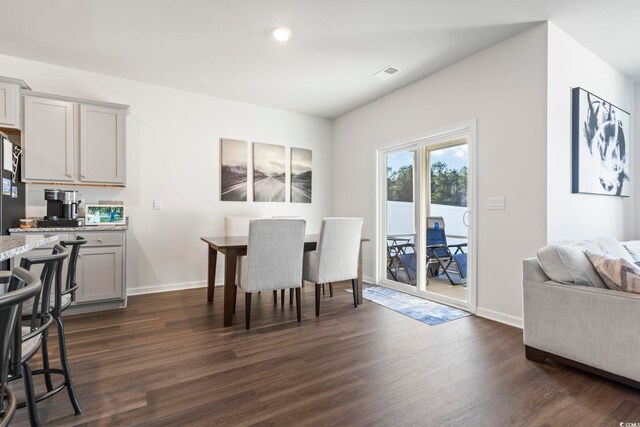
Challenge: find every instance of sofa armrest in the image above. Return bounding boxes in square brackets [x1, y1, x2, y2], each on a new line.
[523, 279, 640, 382]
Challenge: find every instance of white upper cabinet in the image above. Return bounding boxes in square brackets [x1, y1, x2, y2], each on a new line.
[23, 96, 76, 182]
[0, 77, 29, 129]
[21, 90, 128, 186]
[80, 104, 125, 184]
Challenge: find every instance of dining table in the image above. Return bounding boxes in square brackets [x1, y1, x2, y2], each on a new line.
[201, 234, 369, 327]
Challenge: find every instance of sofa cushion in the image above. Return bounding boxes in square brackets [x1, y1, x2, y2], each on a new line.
[585, 250, 640, 294]
[536, 237, 631, 288]
[623, 241, 640, 262]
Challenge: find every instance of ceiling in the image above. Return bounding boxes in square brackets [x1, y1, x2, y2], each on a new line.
[1, 0, 639, 118]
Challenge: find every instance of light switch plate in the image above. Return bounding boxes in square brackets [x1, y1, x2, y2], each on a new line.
[487, 197, 505, 210]
[153, 200, 162, 210]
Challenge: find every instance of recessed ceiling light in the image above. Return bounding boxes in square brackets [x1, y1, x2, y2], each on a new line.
[272, 26, 292, 42]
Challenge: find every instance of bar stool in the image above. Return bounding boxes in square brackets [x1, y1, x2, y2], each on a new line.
[0, 268, 41, 427]
[43, 237, 87, 410]
[9, 244, 69, 426]
[58, 236, 87, 314]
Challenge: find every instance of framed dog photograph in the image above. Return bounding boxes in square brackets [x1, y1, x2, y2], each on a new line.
[572, 87, 631, 197]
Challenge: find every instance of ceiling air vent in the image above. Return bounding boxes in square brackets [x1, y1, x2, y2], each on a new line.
[374, 66, 401, 80]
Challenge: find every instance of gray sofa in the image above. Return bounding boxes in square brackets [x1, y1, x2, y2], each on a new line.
[523, 237, 640, 387]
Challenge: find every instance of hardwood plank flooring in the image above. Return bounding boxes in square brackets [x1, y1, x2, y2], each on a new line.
[10, 282, 640, 426]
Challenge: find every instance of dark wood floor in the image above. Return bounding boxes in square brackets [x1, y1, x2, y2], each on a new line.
[10, 282, 640, 426]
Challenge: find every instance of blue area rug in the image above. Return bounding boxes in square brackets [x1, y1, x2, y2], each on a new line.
[353, 284, 470, 326]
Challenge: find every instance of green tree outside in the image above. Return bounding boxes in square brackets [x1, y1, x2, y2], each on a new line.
[387, 161, 467, 206]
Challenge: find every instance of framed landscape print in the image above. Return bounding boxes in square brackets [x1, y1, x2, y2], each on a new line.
[220, 138, 248, 201]
[572, 87, 630, 197]
[290, 148, 312, 203]
[253, 142, 285, 202]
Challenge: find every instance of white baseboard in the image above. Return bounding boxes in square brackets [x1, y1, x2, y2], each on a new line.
[127, 280, 219, 296]
[129, 276, 376, 297]
[476, 307, 523, 329]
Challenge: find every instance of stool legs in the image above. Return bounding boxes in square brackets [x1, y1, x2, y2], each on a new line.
[21, 361, 40, 427]
[55, 316, 82, 415]
[41, 330, 54, 391]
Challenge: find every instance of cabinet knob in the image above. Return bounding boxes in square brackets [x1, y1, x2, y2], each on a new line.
[66, 173, 72, 177]
[97, 239, 102, 243]
[81, 174, 86, 178]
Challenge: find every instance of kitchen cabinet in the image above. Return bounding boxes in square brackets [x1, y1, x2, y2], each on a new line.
[21, 90, 128, 186]
[0, 77, 30, 130]
[75, 245, 123, 302]
[23, 96, 76, 182]
[10, 229, 128, 312]
[80, 104, 125, 184]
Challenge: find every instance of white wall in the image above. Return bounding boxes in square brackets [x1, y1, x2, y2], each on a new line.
[546, 23, 635, 243]
[636, 83, 640, 238]
[332, 24, 549, 325]
[0, 53, 332, 294]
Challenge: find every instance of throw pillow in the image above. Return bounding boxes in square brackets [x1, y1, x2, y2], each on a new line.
[585, 250, 640, 294]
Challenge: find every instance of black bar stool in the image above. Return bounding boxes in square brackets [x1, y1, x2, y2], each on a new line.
[0, 268, 41, 427]
[8, 244, 69, 426]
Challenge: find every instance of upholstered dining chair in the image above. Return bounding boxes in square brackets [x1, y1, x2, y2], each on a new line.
[303, 217, 364, 316]
[0, 268, 41, 427]
[225, 215, 290, 307]
[236, 219, 306, 329]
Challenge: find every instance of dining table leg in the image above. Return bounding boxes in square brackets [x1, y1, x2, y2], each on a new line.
[207, 246, 218, 303]
[357, 241, 364, 305]
[223, 248, 239, 327]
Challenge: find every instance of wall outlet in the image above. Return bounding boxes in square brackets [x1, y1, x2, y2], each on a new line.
[487, 197, 505, 210]
[153, 200, 162, 210]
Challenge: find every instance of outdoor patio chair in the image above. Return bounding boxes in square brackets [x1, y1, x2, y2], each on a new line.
[397, 244, 417, 286]
[426, 216, 467, 286]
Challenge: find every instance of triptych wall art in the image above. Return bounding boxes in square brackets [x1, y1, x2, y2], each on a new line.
[219, 138, 312, 203]
[572, 87, 630, 197]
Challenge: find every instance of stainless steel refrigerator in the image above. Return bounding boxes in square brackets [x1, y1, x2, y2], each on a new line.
[0, 130, 25, 268]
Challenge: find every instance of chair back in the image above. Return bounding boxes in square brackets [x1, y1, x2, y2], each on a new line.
[60, 236, 87, 310]
[245, 219, 306, 292]
[316, 217, 364, 283]
[224, 216, 253, 237]
[19, 245, 69, 334]
[0, 268, 41, 426]
[427, 216, 449, 258]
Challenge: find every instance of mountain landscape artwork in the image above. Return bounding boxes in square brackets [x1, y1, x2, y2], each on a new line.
[291, 148, 312, 203]
[253, 142, 286, 202]
[220, 138, 248, 201]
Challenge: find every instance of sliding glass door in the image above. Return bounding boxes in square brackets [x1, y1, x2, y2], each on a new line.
[425, 142, 469, 303]
[384, 150, 417, 289]
[378, 125, 475, 312]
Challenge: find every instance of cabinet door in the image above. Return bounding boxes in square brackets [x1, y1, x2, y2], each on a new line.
[0, 82, 17, 127]
[75, 246, 123, 303]
[80, 104, 125, 184]
[23, 96, 75, 182]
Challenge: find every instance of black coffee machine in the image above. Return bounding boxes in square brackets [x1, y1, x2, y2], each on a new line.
[38, 189, 82, 227]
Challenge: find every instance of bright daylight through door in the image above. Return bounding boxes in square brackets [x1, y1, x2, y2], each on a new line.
[384, 140, 469, 305]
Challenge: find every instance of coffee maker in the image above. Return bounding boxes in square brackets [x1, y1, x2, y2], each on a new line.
[38, 189, 82, 227]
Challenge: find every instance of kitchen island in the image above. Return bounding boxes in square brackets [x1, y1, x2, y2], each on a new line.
[0, 234, 59, 262]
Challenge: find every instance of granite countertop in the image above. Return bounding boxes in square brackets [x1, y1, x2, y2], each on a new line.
[9, 224, 128, 233]
[0, 234, 60, 262]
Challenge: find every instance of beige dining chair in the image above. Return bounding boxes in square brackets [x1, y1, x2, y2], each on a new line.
[236, 219, 306, 329]
[303, 217, 364, 316]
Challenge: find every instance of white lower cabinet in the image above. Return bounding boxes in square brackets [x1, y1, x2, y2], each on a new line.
[75, 246, 123, 303]
[11, 230, 127, 311]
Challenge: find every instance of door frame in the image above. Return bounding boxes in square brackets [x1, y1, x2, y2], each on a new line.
[374, 120, 478, 313]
